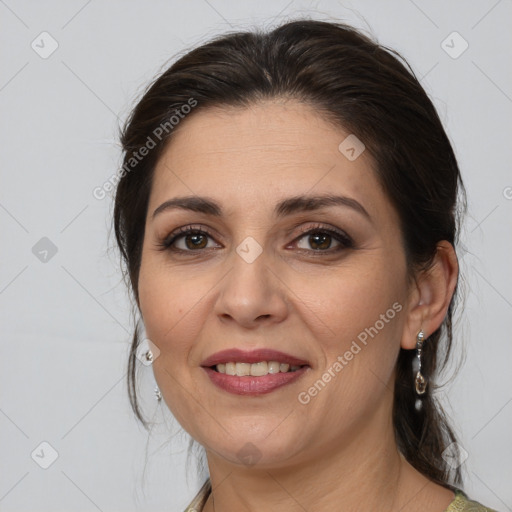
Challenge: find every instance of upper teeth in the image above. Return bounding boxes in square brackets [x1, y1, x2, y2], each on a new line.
[216, 361, 302, 376]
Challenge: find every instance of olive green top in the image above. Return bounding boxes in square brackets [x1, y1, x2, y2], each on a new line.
[183, 479, 498, 511]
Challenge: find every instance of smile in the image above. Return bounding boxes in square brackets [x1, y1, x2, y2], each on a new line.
[213, 361, 303, 376]
[203, 365, 310, 395]
[200, 348, 311, 395]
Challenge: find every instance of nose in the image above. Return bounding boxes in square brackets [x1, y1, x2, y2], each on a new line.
[214, 245, 289, 330]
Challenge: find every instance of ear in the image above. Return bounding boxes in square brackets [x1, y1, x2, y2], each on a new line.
[400, 241, 459, 349]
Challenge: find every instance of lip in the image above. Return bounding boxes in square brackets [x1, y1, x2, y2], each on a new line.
[202, 366, 310, 396]
[200, 348, 311, 397]
[200, 348, 310, 368]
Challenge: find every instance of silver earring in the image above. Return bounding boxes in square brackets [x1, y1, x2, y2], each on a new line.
[414, 330, 427, 410]
[145, 349, 154, 364]
[144, 349, 162, 401]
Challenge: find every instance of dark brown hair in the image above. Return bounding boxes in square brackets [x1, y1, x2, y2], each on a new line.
[113, 18, 466, 489]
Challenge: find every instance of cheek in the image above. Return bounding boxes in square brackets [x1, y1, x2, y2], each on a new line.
[299, 259, 404, 350]
[137, 254, 217, 369]
[137, 258, 214, 428]
[294, 260, 405, 403]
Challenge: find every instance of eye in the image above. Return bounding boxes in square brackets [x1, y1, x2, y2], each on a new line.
[156, 225, 220, 252]
[291, 224, 354, 253]
[156, 223, 354, 255]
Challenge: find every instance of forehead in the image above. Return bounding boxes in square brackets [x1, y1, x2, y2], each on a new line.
[149, 99, 385, 220]
[157, 99, 352, 164]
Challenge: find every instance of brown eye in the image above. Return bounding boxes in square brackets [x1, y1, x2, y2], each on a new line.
[183, 232, 209, 250]
[303, 232, 334, 250]
[294, 226, 353, 252]
[157, 224, 353, 255]
[157, 225, 220, 253]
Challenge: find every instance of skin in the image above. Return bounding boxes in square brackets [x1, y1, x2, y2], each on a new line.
[137, 99, 459, 512]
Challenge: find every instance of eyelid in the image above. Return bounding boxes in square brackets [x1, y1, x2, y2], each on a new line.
[292, 222, 351, 241]
[159, 224, 221, 250]
[289, 223, 353, 251]
[158, 222, 354, 253]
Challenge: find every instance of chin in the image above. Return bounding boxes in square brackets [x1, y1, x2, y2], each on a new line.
[204, 429, 307, 469]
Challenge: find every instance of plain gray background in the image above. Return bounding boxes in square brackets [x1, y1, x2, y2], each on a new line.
[1, 1, 511, 510]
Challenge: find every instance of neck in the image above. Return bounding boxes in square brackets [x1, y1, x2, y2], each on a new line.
[202, 394, 419, 512]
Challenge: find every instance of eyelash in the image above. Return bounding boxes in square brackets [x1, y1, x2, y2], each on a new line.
[156, 223, 354, 256]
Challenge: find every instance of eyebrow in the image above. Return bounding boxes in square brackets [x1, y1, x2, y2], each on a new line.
[152, 194, 371, 221]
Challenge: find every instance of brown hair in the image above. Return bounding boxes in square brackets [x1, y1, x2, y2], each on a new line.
[113, 18, 466, 489]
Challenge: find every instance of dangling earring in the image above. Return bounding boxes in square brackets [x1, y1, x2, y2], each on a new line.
[414, 330, 427, 410]
[144, 348, 162, 402]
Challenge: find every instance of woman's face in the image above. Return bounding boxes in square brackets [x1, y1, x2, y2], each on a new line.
[138, 99, 412, 468]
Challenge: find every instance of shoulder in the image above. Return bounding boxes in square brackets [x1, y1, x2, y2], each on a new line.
[445, 489, 499, 512]
[183, 478, 211, 512]
[182, 481, 499, 512]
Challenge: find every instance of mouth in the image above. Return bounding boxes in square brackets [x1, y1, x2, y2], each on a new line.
[200, 347, 311, 369]
[209, 361, 307, 376]
[200, 348, 311, 396]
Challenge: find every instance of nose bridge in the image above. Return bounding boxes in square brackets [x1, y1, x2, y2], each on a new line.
[235, 235, 265, 266]
[215, 234, 288, 326]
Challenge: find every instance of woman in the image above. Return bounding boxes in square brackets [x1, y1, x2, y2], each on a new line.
[113, 19, 497, 512]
